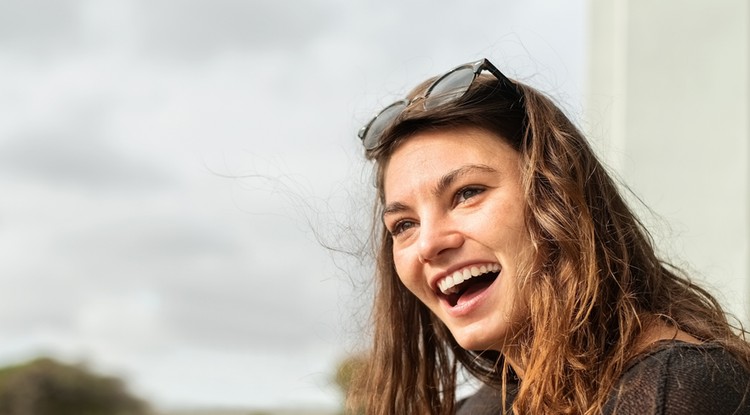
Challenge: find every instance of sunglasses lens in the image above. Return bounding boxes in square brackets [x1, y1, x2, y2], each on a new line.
[424, 67, 475, 110]
[362, 101, 407, 149]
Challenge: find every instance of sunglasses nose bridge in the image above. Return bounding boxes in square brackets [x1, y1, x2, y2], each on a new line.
[408, 95, 426, 108]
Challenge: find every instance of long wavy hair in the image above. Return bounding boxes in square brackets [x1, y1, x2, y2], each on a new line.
[348, 74, 750, 415]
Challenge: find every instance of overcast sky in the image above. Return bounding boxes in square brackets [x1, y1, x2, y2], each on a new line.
[0, 0, 586, 410]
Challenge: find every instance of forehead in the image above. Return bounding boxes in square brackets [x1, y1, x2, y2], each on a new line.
[383, 127, 519, 199]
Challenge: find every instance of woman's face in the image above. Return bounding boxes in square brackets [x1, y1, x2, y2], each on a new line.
[383, 126, 532, 352]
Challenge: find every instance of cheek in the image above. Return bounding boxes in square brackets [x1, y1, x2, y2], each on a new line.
[392, 249, 411, 283]
[483, 202, 529, 248]
[392, 248, 423, 296]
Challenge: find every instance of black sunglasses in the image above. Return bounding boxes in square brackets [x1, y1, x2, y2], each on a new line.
[358, 58, 520, 150]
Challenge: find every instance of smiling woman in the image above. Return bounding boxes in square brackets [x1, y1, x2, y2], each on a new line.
[349, 59, 750, 415]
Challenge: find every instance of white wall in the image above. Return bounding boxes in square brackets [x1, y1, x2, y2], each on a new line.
[586, 0, 749, 322]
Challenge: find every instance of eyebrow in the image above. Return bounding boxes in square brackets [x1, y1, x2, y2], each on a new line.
[433, 164, 497, 198]
[382, 164, 498, 219]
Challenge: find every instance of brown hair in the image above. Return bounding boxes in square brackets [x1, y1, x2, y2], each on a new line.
[349, 74, 750, 415]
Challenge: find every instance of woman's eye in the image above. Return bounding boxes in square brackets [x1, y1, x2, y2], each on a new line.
[390, 220, 417, 236]
[455, 186, 485, 204]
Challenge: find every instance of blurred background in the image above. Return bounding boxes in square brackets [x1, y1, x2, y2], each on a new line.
[0, 0, 746, 414]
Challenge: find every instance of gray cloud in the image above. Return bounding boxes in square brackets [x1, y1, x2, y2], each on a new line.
[160, 269, 340, 351]
[53, 216, 243, 264]
[0, 105, 174, 191]
[0, 270, 81, 333]
[0, 0, 83, 57]
[0, 0, 339, 62]
[7, 201, 342, 352]
[0, 134, 172, 191]
[133, 0, 339, 61]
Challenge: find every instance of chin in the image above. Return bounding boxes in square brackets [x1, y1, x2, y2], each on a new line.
[451, 327, 505, 352]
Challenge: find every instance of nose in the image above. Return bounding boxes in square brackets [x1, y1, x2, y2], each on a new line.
[417, 215, 464, 263]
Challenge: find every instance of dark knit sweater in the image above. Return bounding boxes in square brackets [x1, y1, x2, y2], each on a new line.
[456, 341, 750, 414]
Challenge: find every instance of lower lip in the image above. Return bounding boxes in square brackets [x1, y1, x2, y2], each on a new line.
[439, 273, 499, 318]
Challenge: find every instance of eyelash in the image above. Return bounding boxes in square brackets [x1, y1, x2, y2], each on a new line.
[389, 219, 416, 236]
[454, 186, 485, 205]
[388, 186, 486, 237]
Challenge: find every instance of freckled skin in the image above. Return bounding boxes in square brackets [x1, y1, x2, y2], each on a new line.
[383, 127, 533, 354]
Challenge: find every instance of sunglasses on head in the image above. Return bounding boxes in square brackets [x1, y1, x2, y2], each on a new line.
[358, 58, 520, 150]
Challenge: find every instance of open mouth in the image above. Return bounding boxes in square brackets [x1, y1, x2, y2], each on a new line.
[437, 264, 500, 307]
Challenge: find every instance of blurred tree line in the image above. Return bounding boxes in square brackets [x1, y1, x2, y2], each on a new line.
[334, 354, 367, 415]
[0, 357, 149, 415]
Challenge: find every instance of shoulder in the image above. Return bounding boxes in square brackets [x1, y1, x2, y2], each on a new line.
[605, 341, 750, 415]
[456, 381, 517, 415]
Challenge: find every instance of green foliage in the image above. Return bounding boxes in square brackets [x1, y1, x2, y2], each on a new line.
[333, 354, 368, 415]
[333, 354, 367, 397]
[0, 357, 149, 415]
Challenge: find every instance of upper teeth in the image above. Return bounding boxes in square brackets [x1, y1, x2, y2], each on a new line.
[437, 263, 500, 295]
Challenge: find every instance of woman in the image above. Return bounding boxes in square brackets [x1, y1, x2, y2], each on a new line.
[349, 58, 750, 414]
